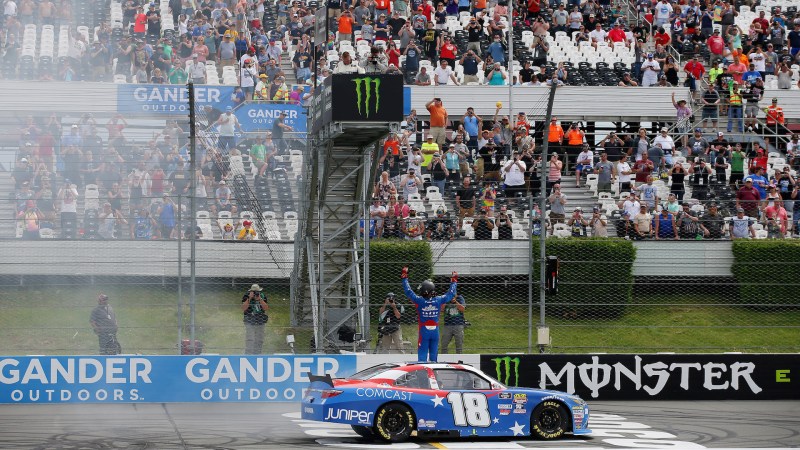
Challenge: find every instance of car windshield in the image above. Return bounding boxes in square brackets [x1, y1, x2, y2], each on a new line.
[348, 363, 400, 380]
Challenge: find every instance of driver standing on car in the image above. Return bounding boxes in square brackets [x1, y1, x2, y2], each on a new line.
[400, 266, 458, 362]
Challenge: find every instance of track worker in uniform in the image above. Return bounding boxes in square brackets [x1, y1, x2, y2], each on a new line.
[90, 294, 121, 355]
[400, 266, 458, 362]
[241, 283, 269, 354]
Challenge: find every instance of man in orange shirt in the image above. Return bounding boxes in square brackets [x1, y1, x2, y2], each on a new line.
[426, 97, 449, 146]
[564, 122, 585, 174]
[338, 10, 354, 42]
[384, 133, 401, 156]
[764, 98, 789, 150]
[547, 117, 564, 157]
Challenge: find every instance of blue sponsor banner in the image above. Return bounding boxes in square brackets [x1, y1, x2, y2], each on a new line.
[117, 84, 236, 115]
[236, 103, 307, 133]
[0, 355, 356, 404]
[403, 86, 411, 116]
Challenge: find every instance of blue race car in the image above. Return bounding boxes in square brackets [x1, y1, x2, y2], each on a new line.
[301, 362, 590, 442]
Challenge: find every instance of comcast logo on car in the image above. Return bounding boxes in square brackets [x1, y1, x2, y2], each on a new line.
[352, 77, 381, 118]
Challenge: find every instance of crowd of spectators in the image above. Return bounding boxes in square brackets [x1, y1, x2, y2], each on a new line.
[364, 95, 800, 241]
[8, 111, 294, 240]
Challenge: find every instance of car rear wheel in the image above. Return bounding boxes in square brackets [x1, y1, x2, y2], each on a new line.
[374, 403, 415, 442]
[351, 425, 375, 439]
[530, 400, 568, 440]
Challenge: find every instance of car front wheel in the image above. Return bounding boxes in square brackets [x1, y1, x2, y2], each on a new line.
[530, 400, 568, 440]
[374, 403, 415, 442]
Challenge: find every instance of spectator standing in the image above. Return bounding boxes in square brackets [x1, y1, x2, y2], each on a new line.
[620, 192, 641, 219]
[90, 294, 120, 355]
[455, 176, 476, 221]
[589, 206, 608, 237]
[700, 203, 725, 239]
[574, 144, 593, 187]
[730, 207, 756, 239]
[426, 97, 448, 147]
[736, 178, 761, 218]
[633, 204, 653, 239]
[440, 294, 466, 354]
[616, 154, 633, 192]
[547, 183, 567, 224]
[215, 106, 241, 153]
[471, 209, 494, 239]
[654, 206, 678, 240]
[157, 194, 176, 239]
[567, 207, 588, 237]
[503, 151, 526, 202]
[241, 284, 269, 354]
[377, 293, 404, 353]
[594, 151, 615, 193]
[641, 53, 660, 87]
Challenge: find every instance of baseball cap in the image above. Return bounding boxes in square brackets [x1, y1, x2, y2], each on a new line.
[647, 53, 653, 58]
[717, 131, 724, 136]
[744, 178, 752, 183]
[433, 152, 441, 157]
[226, 106, 232, 111]
[192, 53, 198, 58]
[695, 128, 702, 132]
[772, 98, 778, 102]
[736, 207, 745, 212]
[20, 157, 28, 163]
[71, 124, 78, 128]
[220, 180, 226, 184]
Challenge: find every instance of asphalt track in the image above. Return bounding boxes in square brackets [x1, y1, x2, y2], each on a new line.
[0, 401, 797, 449]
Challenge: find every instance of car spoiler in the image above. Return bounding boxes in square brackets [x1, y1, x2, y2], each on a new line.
[308, 373, 334, 388]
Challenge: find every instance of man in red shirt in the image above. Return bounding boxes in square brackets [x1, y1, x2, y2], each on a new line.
[633, 152, 655, 183]
[736, 179, 762, 218]
[707, 29, 725, 56]
[751, 11, 769, 42]
[683, 55, 705, 91]
[608, 23, 627, 46]
[727, 59, 747, 85]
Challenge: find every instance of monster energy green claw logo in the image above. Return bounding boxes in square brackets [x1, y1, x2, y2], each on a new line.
[353, 77, 382, 118]
[493, 356, 520, 387]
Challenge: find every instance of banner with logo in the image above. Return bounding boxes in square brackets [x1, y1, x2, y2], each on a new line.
[0, 355, 356, 404]
[236, 103, 307, 133]
[331, 74, 404, 122]
[481, 354, 800, 400]
[117, 84, 236, 115]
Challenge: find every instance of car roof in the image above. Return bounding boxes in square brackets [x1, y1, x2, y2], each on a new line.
[351, 362, 485, 381]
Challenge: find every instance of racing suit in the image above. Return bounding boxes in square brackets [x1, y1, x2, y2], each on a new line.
[402, 278, 457, 362]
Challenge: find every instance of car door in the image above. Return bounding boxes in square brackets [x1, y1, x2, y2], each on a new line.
[431, 368, 505, 436]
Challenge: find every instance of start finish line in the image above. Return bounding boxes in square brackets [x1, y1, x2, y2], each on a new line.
[0, 355, 356, 404]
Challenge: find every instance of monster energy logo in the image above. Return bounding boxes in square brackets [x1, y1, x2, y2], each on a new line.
[352, 77, 382, 118]
[493, 356, 520, 387]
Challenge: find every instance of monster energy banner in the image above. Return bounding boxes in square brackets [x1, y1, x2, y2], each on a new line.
[480, 354, 800, 400]
[330, 74, 403, 122]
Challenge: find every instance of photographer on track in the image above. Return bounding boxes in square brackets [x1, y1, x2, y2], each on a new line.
[376, 292, 405, 353]
[241, 283, 269, 354]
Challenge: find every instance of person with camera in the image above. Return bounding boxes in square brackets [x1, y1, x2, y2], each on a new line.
[377, 292, 404, 353]
[466, 16, 483, 54]
[471, 208, 494, 239]
[400, 266, 458, 362]
[495, 205, 513, 239]
[241, 283, 269, 354]
[90, 294, 120, 355]
[459, 50, 482, 84]
[567, 207, 589, 237]
[503, 150, 526, 205]
[363, 46, 388, 74]
[440, 294, 466, 354]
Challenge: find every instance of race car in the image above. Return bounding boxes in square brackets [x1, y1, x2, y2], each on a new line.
[301, 362, 590, 442]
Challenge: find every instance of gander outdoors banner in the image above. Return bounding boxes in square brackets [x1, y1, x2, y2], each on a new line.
[0, 355, 355, 404]
[481, 354, 800, 400]
[117, 84, 237, 114]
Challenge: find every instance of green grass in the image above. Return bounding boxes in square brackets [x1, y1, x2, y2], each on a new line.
[0, 286, 797, 355]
